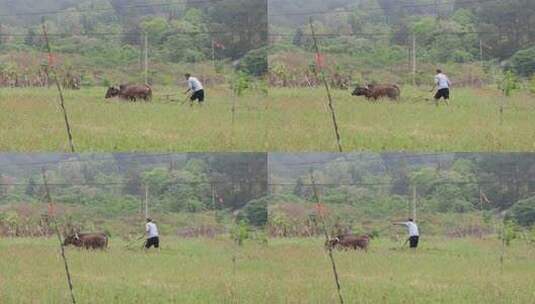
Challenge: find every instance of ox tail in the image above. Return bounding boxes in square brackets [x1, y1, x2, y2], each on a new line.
[145, 84, 153, 102]
[101, 231, 110, 248]
[392, 84, 401, 99]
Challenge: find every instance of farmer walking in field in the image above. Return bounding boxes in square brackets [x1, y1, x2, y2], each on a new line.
[145, 218, 160, 250]
[184, 73, 205, 105]
[431, 69, 452, 106]
[393, 218, 420, 249]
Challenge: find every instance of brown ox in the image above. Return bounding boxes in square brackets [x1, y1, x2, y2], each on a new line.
[352, 84, 401, 101]
[326, 234, 370, 251]
[64, 232, 108, 250]
[105, 84, 152, 102]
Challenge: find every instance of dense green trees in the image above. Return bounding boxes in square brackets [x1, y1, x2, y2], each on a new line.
[474, 0, 535, 60]
[269, 154, 535, 226]
[0, 155, 269, 225]
[0, 0, 268, 80]
[271, 0, 535, 81]
[238, 197, 268, 227]
[510, 47, 535, 78]
[510, 197, 535, 227]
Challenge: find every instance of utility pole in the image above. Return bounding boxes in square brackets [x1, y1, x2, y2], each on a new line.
[211, 183, 216, 207]
[479, 39, 484, 65]
[412, 185, 417, 221]
[412, 34, 417, 87]
[479, 187, 484, 210]
[144, 33, 149, 85]
[144, 184, 149, 219]
[408, 46, 411, 74]
[211, 38, 216, 69]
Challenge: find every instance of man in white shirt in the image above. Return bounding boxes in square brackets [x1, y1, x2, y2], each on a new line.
[431, 69, 452, 105]
[145, 218, 159, 250]
[184, 73, 205, 104]
[393, 218, 420, 249]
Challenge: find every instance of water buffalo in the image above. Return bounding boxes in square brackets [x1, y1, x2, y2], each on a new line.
[326, 234, 370, 251]
[64, 232, 108, 250]
[105, 84, 152, 102]
[352, 84, 400, 101]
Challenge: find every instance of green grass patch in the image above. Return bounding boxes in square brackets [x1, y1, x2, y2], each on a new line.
[0, 237, 276, 303]
[1, 237, 533, 303]
[266, 237, 535, 303]
[0, 86, 534, 151]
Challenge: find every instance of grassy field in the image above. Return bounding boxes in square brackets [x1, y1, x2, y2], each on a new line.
[0, 86, 534, 152]
[267, 237, 535, 304]
[1, 237, 533, 303]
[0, 237, 276, 303]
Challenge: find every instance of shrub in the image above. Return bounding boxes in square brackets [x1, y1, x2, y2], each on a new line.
[237, 47, 267, 76]
[510, 196, 535, 227]
[239, 198, 268, 227]
[101, 77, 111, 87]
[529, 77, 535, 94]
[498, 70, 519, 97]
[230, 71, 250, 96]
[231, 220, 250, 246]
[510, 47, 535, 77]
[501, 219, 520, 246]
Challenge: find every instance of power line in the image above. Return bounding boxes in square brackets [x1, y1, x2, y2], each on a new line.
[0, 153, 270, 170]
[0, 28, 520, 39]
[0, 181, 264, 186]
[269, 29, 535, 38]
[0, 29, 251, 38]
[270, 153, 448, 166]
[1, 179, 534, 187]
[0, 0, 228, 18]
[268, 0, 501, 17]
[271, 153, 458, 167]
[2, 152, 533, 170]
[269, 180, 535, 187]
[0, 153, 177, 169]
[0, 0, 505, 19]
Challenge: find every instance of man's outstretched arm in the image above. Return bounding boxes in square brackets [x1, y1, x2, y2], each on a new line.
[184, 80, 192, 94]
[430, 77, 439, 92]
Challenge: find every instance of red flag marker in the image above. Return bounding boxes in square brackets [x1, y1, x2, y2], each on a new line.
[315, 53, 326, 69]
